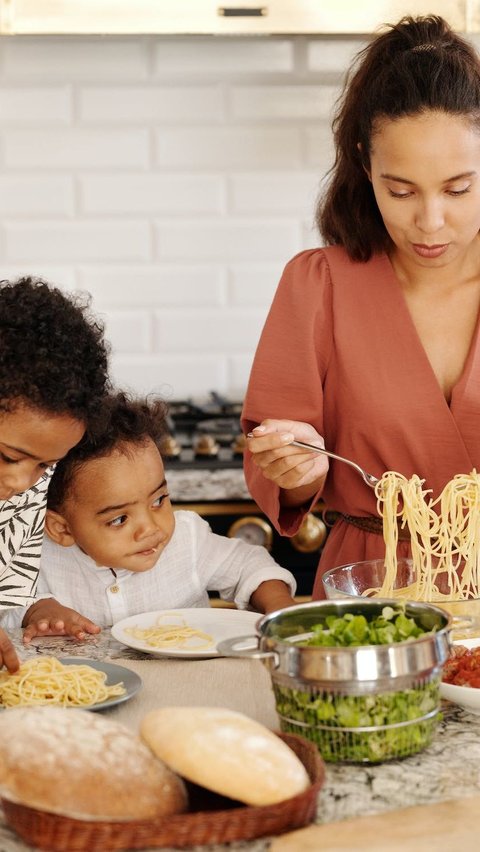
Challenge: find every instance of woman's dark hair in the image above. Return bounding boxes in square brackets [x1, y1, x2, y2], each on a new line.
[0, 276, 110, 423]
[47, 391, 169, 511]
[317, 15, 480, 261]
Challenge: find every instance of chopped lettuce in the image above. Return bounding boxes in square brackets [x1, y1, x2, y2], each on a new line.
[303, 606, 432, 648]
[273, 680, 440, 763]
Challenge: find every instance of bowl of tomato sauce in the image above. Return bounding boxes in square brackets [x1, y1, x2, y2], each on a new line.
[440, 639, 480, 714]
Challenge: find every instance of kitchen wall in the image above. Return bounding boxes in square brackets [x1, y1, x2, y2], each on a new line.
[0, 33, 392, 401]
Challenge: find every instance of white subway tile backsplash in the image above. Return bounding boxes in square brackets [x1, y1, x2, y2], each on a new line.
[80, 173, 225, 214]
[231, 85, 336, 121]
[4, 129, 149, 169]
[79, 86, 224, 123]
[103, 310, 152, 354]
[228, 263, 284, 305]
[0, 175, 74, 215]
[153, 38, 294, 75]
[229, 354, 257, 398]
[0, 266, 76, 288]
[1, 38, 149, 81]
[155, 127, 302, 169]
[111, 354, 228, 400]
[304, 125, 336, 168]
[153, 309, 267, 352]
[307, 39, 365, 74]
[0, 34, 345, 399]
[0, 87, 72, 124]
[155, 219, 300, 262]
[78, 265, 225, 306]
[5, 220, 150, 261]
[230, 172, 319, 215]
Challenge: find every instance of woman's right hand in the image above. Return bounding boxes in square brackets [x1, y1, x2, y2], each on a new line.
[246, 419, 329, 493]
[0, 628, 20, 673]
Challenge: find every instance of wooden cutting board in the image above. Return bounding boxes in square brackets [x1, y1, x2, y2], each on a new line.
[271, 794, 480, 851]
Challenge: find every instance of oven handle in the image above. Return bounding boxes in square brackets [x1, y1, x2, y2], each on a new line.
[217, 635, 279, 668]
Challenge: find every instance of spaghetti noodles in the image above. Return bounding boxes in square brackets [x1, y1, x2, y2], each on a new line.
[0, 657, 125, 708]
[373, 469, 480, 601]
[125, 614, 214, 650]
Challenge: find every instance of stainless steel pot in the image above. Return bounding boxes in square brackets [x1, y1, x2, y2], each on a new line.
[219, 598, 452, 693]
[218, 599, 454, 763]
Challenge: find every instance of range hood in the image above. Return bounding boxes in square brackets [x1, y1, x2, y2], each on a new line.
[0, 0, 473, 36]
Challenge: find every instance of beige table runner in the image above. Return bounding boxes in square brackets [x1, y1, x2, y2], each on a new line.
[103, 657, 279, 732]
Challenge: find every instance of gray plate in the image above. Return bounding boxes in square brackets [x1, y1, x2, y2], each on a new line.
[57, 657, 142, 711]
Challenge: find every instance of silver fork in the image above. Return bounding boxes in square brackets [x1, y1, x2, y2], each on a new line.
[289, 440, 380, 488]
[246, 432, 380, 488]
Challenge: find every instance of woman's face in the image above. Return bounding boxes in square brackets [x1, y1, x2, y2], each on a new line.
[368, 110, 480, 269]
[0, 403, 85, 500]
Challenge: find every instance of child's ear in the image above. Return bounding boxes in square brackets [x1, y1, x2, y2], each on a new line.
[45, 509, 75, 547]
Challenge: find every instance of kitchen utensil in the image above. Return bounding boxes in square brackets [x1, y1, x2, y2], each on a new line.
[218, 599, 452, 763]
[246, 433, 380, 488]
[289, 440, 380, 488]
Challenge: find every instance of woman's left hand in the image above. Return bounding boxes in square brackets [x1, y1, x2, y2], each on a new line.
[22, 598, 101, 643]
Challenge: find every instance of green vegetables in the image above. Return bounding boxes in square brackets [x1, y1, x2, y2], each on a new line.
[274, 680, 440, 763]
[272, 606, 440, 763]
[303, 606, 432, 647]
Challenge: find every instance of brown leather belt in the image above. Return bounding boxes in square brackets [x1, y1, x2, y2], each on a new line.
[340, 513, 411, 541]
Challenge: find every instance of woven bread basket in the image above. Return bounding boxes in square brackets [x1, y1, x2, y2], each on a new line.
[1, 732, 324, 851]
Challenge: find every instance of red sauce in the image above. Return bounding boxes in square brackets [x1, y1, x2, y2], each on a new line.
[442, 645, 480, 688]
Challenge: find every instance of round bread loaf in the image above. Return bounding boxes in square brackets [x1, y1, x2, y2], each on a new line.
[140, 706, 310, 806]
[0, 706, 187, 820]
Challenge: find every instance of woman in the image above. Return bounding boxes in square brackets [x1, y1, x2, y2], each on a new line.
[242, 15, 480, 598]
[0, 276, 110, 669]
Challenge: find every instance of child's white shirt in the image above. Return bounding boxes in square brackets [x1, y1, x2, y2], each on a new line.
[0, 510, 296, 629]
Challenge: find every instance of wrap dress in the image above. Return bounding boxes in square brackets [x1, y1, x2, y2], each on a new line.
[241, 246, 480, 598]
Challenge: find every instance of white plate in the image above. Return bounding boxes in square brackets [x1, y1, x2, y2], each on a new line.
[440, 638, 480, 715]
[111, 608, 261, 658]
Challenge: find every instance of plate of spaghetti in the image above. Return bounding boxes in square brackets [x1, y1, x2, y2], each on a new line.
[0, 656, 142, 711]
[440, 639, 480, 714]
[111, 608, 261, 658]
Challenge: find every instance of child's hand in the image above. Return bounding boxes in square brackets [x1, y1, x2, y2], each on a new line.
[0, 629, 20, 672]
[22, 598, 101, 644]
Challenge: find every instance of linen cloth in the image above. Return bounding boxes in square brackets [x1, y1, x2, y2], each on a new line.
[242, 247, 480, 597]
[0, 510, 296, 629]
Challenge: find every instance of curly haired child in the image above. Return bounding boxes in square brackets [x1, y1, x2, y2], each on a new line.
[0, 276, 110, 669]
[11, 392, 297, 631]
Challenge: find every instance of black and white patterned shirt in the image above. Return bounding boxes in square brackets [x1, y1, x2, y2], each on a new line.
[0, 469, 52, 612]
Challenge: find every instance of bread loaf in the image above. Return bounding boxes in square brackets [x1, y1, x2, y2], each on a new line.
[141, 706, 310, 806]
[0, 706, 187, 820]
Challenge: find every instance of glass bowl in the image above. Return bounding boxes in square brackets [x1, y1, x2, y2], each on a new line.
[321, 558, 480, 638]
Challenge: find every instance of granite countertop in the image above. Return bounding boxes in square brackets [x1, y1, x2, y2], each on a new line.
[166, 467, 251, 502]
[2, 629, 480, 852]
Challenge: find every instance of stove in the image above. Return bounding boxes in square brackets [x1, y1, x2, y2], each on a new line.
[162, 393, 329, 597]
[161, 394, 245, 470]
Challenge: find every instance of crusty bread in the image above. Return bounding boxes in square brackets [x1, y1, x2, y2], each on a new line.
[140, 706, 310, 806]
[0, 706, 187, 820]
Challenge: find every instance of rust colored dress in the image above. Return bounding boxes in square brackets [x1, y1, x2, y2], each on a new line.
[241, 247, 480, 598]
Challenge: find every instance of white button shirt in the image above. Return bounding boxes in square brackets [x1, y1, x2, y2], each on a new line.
[1, 510, 296, 629]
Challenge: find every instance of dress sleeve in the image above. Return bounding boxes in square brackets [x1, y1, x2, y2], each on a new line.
[241, 249, 333, 536]
[191, 513, 297, 609]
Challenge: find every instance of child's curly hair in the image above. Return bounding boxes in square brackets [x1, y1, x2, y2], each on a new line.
[47, 391, 170, 511]
[0, 276, 110, 422]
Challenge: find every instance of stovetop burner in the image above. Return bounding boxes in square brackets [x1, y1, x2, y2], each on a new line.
[163, 393, 244, 470]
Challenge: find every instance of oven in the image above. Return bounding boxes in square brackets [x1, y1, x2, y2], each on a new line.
[162, 394, 330, 597]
